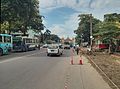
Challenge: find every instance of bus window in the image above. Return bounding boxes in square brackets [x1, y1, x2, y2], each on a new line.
[13, 41, 22, 46]
[4, 36, 11, 43]
[26, 39, 29, 43]
[0, 36, 2, 42]
[22, 38, 26, 44]
[33, 39, 35, 43]
[30, 39, 32, 43]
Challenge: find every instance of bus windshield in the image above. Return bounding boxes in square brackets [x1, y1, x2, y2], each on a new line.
[13, 41, 22, 46]
[13, 37, 22, 46]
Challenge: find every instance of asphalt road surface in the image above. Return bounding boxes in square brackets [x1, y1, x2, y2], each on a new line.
[0, 49, 112, 89]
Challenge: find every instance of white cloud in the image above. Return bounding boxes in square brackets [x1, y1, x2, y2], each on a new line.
[39, 0, 120, 38]
[40, 0, 77, 8]
[49, 25, 65, 35]
[48, 13, 79, 38]
[57, 0, 77, 8]
[40, 0, 55, 8]
[90, 0, 120, 9]
[40, 0, 120, 13]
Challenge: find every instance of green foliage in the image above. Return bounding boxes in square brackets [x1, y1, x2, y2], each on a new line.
[50, 34, 60, 43]
[94, 13, 120, 53]
[30, 15, 44, 33]
[0, 21, 10, 33]
[75, 35, 81, 45]
[74, 14, 101, 45]
[104, 13, 120, 22]
[43, 29, 51, 42]
[1, 0, 44, 34]
[75, 13, 120, 48]
[94, 13, 120, 42]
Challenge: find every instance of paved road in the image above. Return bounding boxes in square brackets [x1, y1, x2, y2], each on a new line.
[0, 49, 45, 61]
[0, 49, 112, 89]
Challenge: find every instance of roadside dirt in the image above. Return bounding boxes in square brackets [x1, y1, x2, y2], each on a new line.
[86, 52, 120, 89]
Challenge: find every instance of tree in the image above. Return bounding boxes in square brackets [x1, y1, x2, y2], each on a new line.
[0, 21, 10, 33]
[94, 13, 120, 53]
[1, 0, 44, 35]
[104, 13, 120, 22]
[74, 14, 101, 45]
[1, 0, 21, 33]
[50, 34, 60, 43]
[30, 15, 44, 33]
[43, 29, 51, 42]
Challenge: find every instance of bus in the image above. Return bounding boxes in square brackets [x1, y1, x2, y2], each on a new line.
[22, 37, 39, 51]
[0, 34, 13, 56]
[13, 37, 39, 52]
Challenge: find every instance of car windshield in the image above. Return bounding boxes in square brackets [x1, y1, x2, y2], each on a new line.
[48, 45, 58, 49]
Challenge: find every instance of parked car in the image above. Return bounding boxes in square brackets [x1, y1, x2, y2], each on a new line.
[47, 44, 64, 56]
[42, 44, 48, 48]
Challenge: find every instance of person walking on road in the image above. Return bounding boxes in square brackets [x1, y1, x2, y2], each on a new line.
[76, 45, 80, 55]
[38, 44, 40, 50]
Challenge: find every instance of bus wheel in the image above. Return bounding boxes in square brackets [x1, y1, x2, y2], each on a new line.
[0, 49, 3, 56]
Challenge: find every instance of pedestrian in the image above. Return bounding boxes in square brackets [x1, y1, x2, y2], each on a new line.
[38, 44, 40, 50]
[72, 46, 75, 53]
[76, 45, 79, 55]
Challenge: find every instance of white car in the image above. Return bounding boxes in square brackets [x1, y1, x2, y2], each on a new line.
[42, 44, 48, 48]
[47, 44, 64, 56]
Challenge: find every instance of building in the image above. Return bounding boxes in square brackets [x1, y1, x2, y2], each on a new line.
[61, 37, 75, 45]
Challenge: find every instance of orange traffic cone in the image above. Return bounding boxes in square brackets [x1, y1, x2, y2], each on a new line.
[79, 57, 83, 65]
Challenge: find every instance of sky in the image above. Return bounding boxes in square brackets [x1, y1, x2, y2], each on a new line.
[39, 0, 120, 38]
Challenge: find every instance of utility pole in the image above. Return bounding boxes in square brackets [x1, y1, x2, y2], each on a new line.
[90, 14, 93, 51]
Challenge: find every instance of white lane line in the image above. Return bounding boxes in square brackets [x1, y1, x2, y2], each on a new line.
[0, 51, 45, 64]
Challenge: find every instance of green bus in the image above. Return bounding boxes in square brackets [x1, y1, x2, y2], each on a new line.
[13, 36, 39, 52]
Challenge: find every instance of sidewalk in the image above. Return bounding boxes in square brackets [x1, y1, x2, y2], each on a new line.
[66, 55, 112, 89]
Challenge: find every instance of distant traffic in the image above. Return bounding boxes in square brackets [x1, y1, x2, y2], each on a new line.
[0, 34, 40, 56]
[0, 34, 72, 56]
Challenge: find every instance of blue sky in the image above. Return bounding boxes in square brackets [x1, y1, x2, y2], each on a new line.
[39, 0, 120, 38]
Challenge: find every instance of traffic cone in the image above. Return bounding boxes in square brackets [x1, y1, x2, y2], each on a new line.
[79, 57, 83, 65]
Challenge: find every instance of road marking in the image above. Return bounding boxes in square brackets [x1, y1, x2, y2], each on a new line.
[0, 51, 45, 64]
[64, 65, 70, 89]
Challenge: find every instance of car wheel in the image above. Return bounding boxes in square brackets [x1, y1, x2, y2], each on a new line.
[59, 54, 61, 56]
[47, 53, 49, 56]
